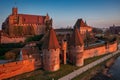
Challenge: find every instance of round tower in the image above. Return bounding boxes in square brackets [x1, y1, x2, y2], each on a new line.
[69, 28, 84, 66]
[44, 13, 50, 23]
[42, 28, 60, 71]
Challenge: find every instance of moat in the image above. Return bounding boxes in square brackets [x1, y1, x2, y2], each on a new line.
[109, 56, 120, 80]
[90, 55, 120, 80]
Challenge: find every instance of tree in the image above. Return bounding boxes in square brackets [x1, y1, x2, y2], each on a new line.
[25, 34, 44, 42]
[92, 27, 103, 34]
[85, 30, 90, 47]
[5, 52, 16, 61]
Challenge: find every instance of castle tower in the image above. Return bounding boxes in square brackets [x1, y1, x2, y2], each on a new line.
[42, 28, 60, 71]
[12, 7, 18, 15]
[69, 28, 84, 66]
[44, 13, 50, 22]
[61, 40, 67, 64]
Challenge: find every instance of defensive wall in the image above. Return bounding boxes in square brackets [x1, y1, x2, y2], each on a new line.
[0, 41, 117, 79]
[0, 35, 25, 44]
[0, 59, 37, 79]
[83, 41, 117, 59]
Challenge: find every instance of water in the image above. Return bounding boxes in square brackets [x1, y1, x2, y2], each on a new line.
[109, 56, 120, 80]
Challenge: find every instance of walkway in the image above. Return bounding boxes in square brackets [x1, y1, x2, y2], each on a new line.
[58, 50, 120, 80]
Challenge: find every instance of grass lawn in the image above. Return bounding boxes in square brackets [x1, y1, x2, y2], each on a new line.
[9, 53, 111, 80]
[84, 53, 109, 65]
[0, 56, 5, 60]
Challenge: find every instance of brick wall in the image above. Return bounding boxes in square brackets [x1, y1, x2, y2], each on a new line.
[83, 41, 117, 59]
[108, 42, 117, 52]
[0, 42, 117, 79]
[0, 35, 25, 44]
[0, 59, 35, 79]
[43, 48, 60, 71]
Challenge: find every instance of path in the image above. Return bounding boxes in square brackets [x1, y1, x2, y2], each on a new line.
[58, 49, 120, 80]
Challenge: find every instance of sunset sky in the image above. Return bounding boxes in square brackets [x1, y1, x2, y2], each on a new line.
[0, 0, 120, 29]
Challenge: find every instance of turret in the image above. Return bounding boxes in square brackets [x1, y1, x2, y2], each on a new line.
[69, 28, 84, 66]
[12, 7, 18, 15]
[42, 28, 60, 71]
[61, 40, 67, 64]
[44, 13, 50, 22]
[44, 13, 53, 32]
[85, 20, 87, 26]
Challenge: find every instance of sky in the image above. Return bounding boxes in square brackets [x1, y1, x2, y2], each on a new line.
[0, 0, 120, 29]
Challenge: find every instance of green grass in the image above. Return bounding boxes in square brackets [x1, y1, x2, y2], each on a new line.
[72, 62, 104, 80]
[11, 64, 79, 80]
[0, 56, 5, 60]
[84, 53, 109, 65]
[0, 43, 24, 56]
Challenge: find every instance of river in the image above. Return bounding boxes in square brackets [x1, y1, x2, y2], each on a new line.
[109, 56, 120, 80]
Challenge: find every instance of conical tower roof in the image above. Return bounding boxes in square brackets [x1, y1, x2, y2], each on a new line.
[70, 28, 83, 46]
[42, 28, 60, 49]
[74, 19, 85, 28]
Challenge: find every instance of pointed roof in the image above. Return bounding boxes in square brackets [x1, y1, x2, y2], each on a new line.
[42, 28, 60, 49]
[74, 18, 92, 29]
[84, 20, 87, 26]
[70, 28, 84, 46]
[74, 19, 85, 28]
[46, 13, 49, 16]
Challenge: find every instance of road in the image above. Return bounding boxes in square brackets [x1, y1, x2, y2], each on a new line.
[58, 47, 120, 80]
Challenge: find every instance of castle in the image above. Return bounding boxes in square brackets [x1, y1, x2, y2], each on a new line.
[0, 27, 117, 79]
[0, 7, 52, 43]
[0, 7, 92, 44]
[0, 8, 118, 79]
[2, 7, 52, 36]
[74, 19, 92, 37]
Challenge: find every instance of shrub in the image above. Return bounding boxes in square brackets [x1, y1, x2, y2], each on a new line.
[25, 34, 44, 42]
[5, 52, 16, 60]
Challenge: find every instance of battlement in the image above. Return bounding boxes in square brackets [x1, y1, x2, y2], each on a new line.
[70, 45, 84, 52]
[0, 38, 118, 79]
[83, 41, 117, 59]
[0, 34, 25, 44]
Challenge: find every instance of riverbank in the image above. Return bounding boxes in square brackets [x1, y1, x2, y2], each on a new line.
[73, 52, 120, 80]
[90, 53, 120, 80]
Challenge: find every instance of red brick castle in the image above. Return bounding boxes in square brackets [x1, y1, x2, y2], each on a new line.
[0, 7, 118, 79]
[2, 7, 52, 36]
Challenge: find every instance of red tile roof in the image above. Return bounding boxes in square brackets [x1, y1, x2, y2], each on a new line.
[74, 18, 91, 28]
[42, 28, 60, 49]
[70, 28, 84, 46]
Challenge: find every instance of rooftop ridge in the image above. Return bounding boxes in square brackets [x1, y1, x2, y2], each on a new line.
[18, 14, 46, 17]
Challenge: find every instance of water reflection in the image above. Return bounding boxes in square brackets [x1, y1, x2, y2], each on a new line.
[109, 57, 120, 80]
